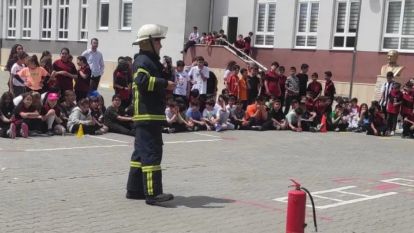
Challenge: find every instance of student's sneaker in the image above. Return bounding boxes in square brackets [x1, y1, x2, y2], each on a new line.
[145, 193, 174, 206]
[46, 129, 54, 136]
[8, 123, 16, 139]
[309, 127, 318, 133]
[20, 123, 29, 138]
[94, 130, 103, 135]
[215, 124, 222, 132]
[334, 127, 340, 132]
[251, 125, 263, 131]
[194, 126, 199, 131]
[390, 131, 395, 136]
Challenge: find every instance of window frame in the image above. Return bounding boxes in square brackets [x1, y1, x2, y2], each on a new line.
[7, 0, 17, 39]
[332, 0, 360, 50]
[22, 0, 32, 39]
[98, 0, 110, 30]
[254, 0, 277, 48]
[382, 0, 414, 52]
[41, 0, 53, 40]
[294, 0, 320, 49]
[57, 0, 70, 40]
[120, 0, 132, 30]
[80, 0, 88, 41]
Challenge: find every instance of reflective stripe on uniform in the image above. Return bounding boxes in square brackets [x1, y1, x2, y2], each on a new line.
[133, 68, 156, 92]
[132, 114, 166, 121]
[130, 161, 142, 168]
[142, 165, 161, 196]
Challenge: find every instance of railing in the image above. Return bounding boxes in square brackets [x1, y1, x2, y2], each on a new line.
[216, 38, 268, 72]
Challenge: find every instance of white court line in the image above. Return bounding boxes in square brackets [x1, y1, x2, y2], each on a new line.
[22, 139, 222, 152]
[337, 190, 370, 198]
[274, 186, 398, 209]
[381, 178, 414, 188]
[87, 135, 129, 144]
[313, 192, 397, 209]
[165, 139, 222, 144]
[312, 194, 344, 202]
[26, 144, 128, 152]
[192, 132, 222, 138]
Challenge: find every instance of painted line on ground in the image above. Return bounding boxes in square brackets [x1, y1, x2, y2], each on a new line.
[274, 185, 398, 210]
[87, 135, 130, 144]
[25, 144, 129, 152]
[381, 178, 414, 188]
[165, 139, 222, 144]
[192, 132, 222, 138]
[14, 139, 223, 152]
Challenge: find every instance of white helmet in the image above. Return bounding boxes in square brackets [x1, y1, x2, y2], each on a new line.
[132, 24, 168, 45]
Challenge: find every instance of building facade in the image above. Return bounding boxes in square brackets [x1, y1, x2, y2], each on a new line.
[1, 0, 413, 100]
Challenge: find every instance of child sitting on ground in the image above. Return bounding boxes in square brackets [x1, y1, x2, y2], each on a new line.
[347, 98, 360, 131]
[186, 101, 206, 131]
[215, 95, 234, 132]
[331, 105, 349, 132]
[267, 99, 287, 130]
[67, 98, 105, 135]
[202, 99, 218, 131]
[40, 93, 66, 136]
[368, 105, 387, 136]
[230, 100, 245, 130]
[0, 92, 15, 138]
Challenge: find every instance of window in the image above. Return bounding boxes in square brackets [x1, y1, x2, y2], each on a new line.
[80, 0, 88, 40]
[22, 0, 32, 39]
[295, 0, 319, 48]
[41, 0, 53, 39]
[7, 0, 17, 38]
[99, 0, 110, 30]
[121, 0, 132, 30]
[254, 1, 276, 47]
[333, 0, 360, 49]
[58, 0, 70, 40]
[383, 0, 414, 51]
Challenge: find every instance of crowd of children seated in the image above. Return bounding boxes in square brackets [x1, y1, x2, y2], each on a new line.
[1, 44, 413, 139]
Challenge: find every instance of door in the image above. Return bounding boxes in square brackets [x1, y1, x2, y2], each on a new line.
[222, 16, 238, 44]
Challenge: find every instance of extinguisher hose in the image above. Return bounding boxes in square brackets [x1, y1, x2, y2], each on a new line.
[301, 187, 318, 232]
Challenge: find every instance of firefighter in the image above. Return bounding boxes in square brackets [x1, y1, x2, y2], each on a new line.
[126, 24, 176, 205]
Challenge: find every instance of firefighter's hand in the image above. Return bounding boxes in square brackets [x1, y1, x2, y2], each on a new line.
[167, 81, 176, 90]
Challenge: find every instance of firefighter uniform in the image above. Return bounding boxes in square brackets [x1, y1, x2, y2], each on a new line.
[126, 24, 174, 205]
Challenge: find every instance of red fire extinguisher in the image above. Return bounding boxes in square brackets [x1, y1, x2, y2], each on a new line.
[286, 179, 318, 233]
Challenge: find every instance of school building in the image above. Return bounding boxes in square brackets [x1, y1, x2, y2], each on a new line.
[1, 0, 414, 103]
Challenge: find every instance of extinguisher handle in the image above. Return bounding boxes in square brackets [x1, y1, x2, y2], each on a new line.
[289, 179, 301, 190]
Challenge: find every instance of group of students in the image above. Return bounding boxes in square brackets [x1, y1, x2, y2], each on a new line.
[163, 60, 414, 139]
[0, 89, 135, 138]
[0, 42, 135, 138]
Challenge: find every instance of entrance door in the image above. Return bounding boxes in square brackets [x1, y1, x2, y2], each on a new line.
[222, 16, 238, 44]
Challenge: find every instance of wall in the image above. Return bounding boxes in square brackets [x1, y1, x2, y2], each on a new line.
[357, 0, 385, 52]
[185, 0, 211, 38]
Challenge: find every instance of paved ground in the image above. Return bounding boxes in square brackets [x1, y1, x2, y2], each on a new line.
[0, 130, 413, 233]
[1, 71, 414, 232]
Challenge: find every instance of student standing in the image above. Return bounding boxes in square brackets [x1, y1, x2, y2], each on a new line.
[284, 67, 300, 115]
[75, 56, 91, 102]
[297, 64, 309, 98]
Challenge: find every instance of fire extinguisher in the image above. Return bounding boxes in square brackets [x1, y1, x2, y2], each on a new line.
[286, 179, 318, 233]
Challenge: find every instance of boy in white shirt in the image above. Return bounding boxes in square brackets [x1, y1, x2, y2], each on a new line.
[173, 60, 190, 103]
[189, 56, 209, 96]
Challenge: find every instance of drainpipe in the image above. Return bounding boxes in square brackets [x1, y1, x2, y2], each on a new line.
[349, 1, 362, 98]
[208, 0, 215, 32]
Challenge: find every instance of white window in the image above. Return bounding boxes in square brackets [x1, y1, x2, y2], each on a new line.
[58, 0, 70, 40]
[254, 1, 276, 47]
[333, 0, 360, 49]
[22, 0, 32, 39]
[41, 0, 53, 39]
[383, 0, 414, 51]
[99, 0, 110, 30]
[80, 0, 88, 40]
[121, 0, 132, 30]
[7, 0, 17, 38]
[295, 0, 319, 48]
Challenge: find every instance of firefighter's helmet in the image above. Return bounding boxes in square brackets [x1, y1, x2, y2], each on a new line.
[132, 24, 168, 45]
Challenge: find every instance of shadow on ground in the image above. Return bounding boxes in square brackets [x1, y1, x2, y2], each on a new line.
[159, 195, 235, 208]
